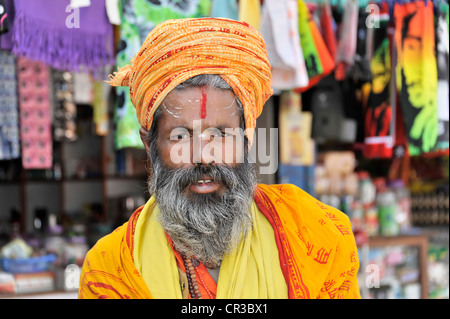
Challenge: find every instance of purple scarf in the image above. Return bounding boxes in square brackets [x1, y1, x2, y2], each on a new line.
[10, 0, 113, 73]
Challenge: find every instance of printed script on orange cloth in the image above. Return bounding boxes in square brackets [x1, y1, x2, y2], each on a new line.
[78, 184, 361, 299]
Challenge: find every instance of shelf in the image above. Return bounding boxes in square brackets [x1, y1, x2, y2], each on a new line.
[368, 235, 428, 247]
[20, 179, 61, 184]
[63, 177, 102, 183]
[0, 290, 78, 299]
[0, 180, 20, 185]
[0, 175, 146, 184]
[106, 174, 147, 180]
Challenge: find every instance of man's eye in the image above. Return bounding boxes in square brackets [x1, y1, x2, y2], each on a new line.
[210, 130, 230, 138]
[171, 133, 189, 140]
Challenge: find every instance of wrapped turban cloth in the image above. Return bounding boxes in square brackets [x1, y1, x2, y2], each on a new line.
[107, 17, 273, 145]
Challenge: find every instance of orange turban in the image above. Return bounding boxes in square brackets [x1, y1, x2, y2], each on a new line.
[107, 17, 273, 144]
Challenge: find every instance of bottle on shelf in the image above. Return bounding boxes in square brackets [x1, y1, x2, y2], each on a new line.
[388, 179, 412, 234]
[375, 178, 399, 237]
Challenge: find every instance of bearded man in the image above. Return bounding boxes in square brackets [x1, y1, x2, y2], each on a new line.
[78, 18, 361, 299]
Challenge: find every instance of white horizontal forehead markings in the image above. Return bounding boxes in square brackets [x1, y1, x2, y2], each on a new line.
[161, 96, 237, 118]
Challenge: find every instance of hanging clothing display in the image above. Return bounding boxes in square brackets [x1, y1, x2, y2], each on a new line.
[17, 57, 52, 169]
[210, 0, 238, 20]
[0, 0, 10, 34]
[295, 0, 334, 93]
[0, 0, 445, 163]
[93, 78, 112, 136]
[335, 0, 359, 81]
[0, 50, 19, 160]
[238, 0, 260, 30]
[319, 1, 337, 63]
[73, 72, 94, 105]
[435, 2, 449, 153]
[298, 0, 323, 81]
[52, 70, 77, 142]
[362, 2, 393, 159]
[260, 0, 309, 90]
[0, 0, 13, 50]
[114, 0, 210, 149]
[10, 0, 114, 74]
[394, 1, 439, 156]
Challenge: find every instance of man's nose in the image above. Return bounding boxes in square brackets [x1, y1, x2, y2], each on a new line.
[192, 131, 215, 166]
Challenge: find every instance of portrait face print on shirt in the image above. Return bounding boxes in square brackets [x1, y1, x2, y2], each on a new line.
[396, 4, 439, 154]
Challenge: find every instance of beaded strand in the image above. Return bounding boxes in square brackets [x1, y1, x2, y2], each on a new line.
[184, 257, 202, 299]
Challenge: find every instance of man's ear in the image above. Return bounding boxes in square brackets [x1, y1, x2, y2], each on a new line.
[139, 126, 150, 154]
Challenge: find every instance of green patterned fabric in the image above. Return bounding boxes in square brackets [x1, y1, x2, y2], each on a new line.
[115, 0, 211, 149]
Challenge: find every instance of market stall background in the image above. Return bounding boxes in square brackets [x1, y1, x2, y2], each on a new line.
[0, 0, 448, 299]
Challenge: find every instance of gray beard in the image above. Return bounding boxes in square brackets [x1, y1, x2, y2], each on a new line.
[147, 157, 257, 267]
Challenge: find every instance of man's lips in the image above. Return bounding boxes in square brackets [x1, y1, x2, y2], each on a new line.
[189, 175, 221, 194]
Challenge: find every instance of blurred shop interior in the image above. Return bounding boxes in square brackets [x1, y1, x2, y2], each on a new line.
[0, 0, 448, 299]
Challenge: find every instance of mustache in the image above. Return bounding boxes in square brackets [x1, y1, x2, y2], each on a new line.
[154, 163, 244, 193]
[149, 155, 257, 265]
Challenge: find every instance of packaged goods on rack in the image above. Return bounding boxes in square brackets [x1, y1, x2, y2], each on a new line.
[367, 245, 421, 299]
[0, 272, 15, 294]
[0, 236, 57, 295]
[314, 151, 417, 239]
[427, 230, 449, 299]
[0, 254, 56, 274]
[0, 213, 91, 295]
[411, 185, 449, 227]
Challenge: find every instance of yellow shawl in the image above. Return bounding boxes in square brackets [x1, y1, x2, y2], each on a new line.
[133, 195, 288, 298]
[78, 184, 361, 299]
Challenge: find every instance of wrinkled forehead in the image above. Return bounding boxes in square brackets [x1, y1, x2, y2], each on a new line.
[160, 86, 241, 123]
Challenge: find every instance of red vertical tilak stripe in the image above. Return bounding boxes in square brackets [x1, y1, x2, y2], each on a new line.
[200, 88, 207, 119]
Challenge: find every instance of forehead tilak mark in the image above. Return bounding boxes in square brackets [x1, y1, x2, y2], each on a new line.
[200, 88, 207, 119]
[162, 101, 182, 118]
[161, 92, 238, 119]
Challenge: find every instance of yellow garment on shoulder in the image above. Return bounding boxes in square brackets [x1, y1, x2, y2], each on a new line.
[133, 195, 288, 298]
[78, 184, 361, 299]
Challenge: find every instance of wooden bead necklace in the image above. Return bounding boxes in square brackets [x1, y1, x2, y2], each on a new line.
[183, 256, 202, 299]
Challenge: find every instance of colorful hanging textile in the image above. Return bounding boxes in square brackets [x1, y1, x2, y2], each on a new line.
[295, 0, 334, 93]
[298, 0, 323, 80]
[52, 70, 77, 142]
[0, 0, 13, 50]
[319, 1, 337, 63]
[10, 0, 114, 74]
[17, 57, 52, 169]
[362, 2, 393, 159]
[114, 0, 210, 149]
[73, 72, 94, 105]
[435, 3, 449, 153]
[93, 78, 112, 136]
[210, 0, 238, 20]
[260, 0, 309, 90]
[238, 0, 260, 30]
[335, 0, 358, 81]
[0, 50, 19, 160]
[0, 0, 10, 34]
[394, 1, 439, 156]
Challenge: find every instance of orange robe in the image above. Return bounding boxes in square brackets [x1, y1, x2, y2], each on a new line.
[78, 184, 361, 299]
